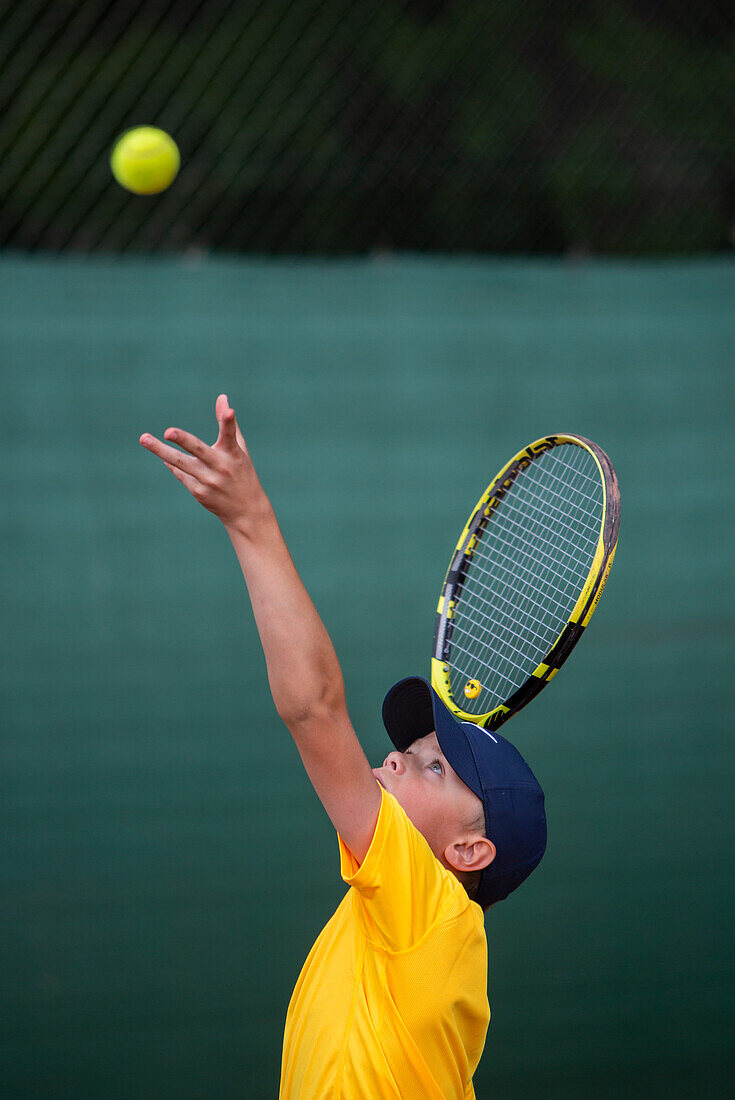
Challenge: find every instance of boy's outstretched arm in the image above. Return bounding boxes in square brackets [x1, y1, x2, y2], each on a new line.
[140, 394, 381, 860]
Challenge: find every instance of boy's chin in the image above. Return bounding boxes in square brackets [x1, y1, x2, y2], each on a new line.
[371, 768, 386, 790]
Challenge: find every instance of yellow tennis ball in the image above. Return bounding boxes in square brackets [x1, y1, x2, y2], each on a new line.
[110, 127, 180, 195]
[464, 679, 482, 699]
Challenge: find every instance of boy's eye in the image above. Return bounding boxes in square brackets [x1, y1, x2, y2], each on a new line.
[429, 759, 443, 775]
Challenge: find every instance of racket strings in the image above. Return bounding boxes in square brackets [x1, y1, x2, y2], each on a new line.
[525, 450, 602, 503]
[447, 637, 530, 695]
[498, 482, 601, 550]
[449, 575, 562, 705]
[479, 452, 601, 577]
[449, 580, 563, 683]
[478, 449, 599, 606]
[446, 445, 603, 714]
[451, 559, 571, 680]
[471, 518, 593, 613]
[505, 453, 602, 534]
[453, 562, 568, 649]
[449, 581, 566, 687]
[469, 449, 598, 649]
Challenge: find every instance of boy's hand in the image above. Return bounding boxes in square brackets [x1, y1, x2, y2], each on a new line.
[140, 394, 269, 531]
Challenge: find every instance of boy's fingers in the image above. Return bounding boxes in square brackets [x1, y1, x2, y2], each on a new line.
[215, 398, 239, 451]
[215, 393, 229, 421]
[162, 427, 211, 461]
[140, 433, 201, 475]
[214, 393, 248, 454]
[234, 417, 248, 453]
[163, 461, 200, 494]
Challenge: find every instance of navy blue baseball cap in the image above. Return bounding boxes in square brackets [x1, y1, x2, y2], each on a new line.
[382, 677, 546, 908]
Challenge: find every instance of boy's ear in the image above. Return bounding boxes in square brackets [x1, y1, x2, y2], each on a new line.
[444, 836, 496, 875]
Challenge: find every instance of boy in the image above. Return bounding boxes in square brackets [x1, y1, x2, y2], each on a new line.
[140, 395, 546, 1099]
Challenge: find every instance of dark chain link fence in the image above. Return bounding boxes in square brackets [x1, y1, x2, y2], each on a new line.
[1, 0, 733, 254]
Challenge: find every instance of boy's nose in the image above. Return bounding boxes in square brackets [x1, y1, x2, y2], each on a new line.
[383, 751, 405, 773]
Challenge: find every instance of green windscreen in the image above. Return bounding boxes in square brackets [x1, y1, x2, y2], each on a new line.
[2, 256, 733, 1099]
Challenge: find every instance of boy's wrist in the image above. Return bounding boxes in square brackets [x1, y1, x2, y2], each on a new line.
[224, 499, 278, 542]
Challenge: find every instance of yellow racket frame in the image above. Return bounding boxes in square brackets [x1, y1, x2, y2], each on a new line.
[431, 434, 620, 730]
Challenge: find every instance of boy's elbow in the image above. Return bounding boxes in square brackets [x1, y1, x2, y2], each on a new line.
[276, 688, 347, 733]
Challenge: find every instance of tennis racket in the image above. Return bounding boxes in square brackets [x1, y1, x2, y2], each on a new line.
[431, 434, 620, 731]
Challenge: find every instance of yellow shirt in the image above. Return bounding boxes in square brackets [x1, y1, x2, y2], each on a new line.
[279, 787, 490, 1099]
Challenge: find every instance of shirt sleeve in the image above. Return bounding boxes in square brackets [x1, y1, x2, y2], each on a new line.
[338, 787, 464, 952]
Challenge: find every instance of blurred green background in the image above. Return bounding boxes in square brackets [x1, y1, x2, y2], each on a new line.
[2, 254, 733, 1097]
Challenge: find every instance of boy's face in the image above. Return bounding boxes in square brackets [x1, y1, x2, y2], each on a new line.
[372, 732, 485, 867]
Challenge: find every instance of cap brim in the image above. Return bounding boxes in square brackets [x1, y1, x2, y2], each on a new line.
[382, 677, 436, 751]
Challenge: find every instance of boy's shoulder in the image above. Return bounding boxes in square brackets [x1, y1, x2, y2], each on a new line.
[339, 787, 485, 953]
